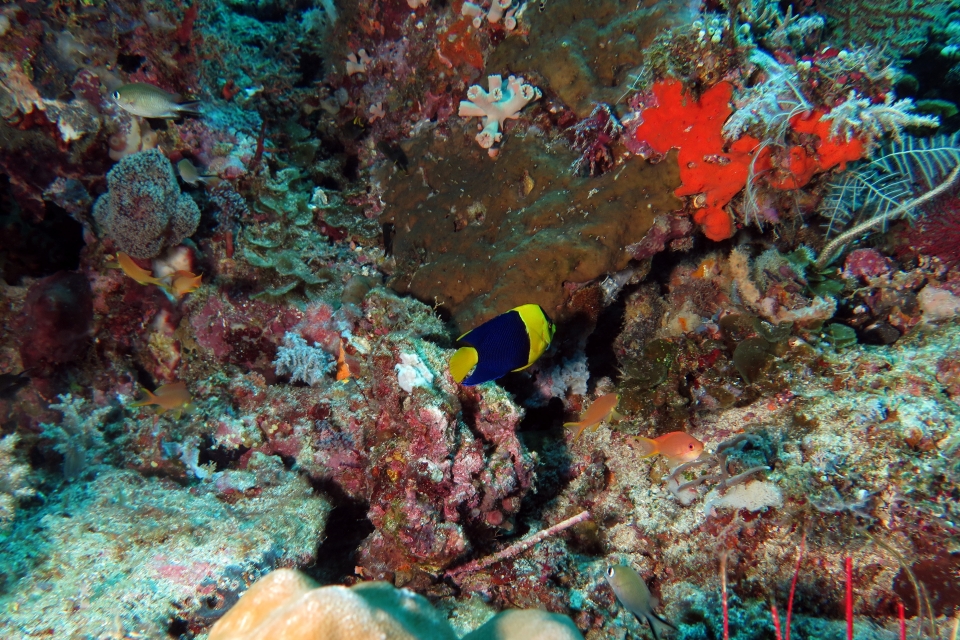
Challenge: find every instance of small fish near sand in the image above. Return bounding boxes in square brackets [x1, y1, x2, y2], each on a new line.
[605, 565, 677, 640]
[130, 381, 191, 417]
[627, 431, 704, 466]
[112, 83, 201, 119]
[449, 304, 556, 386]
[564, 393, 620, 441]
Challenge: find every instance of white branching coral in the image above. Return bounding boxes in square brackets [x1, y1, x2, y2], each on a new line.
[458, 75, 541, 156]
[823, 91, 940, 153]
[345, 49, 372, 76]
[273, 333, 334, 386]
[42, 394, 112, 480]
[0, 434, 35, 526]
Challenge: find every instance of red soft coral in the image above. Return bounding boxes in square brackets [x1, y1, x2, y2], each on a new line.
[631, 81, 762, 241]
[763, 111, 864, 190]
[631, 82, 864, 240]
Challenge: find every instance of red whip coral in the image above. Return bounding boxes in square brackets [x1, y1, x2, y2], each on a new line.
[631, 82, 865, 240]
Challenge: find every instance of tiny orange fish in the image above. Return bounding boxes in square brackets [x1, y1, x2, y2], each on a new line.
[564, 393, 620, 441]
[627, 431, 704, 465]
[131, 381, 191, 416]
[116, 252, 164, 287]
[335, 340, 351, 382]
[167, 270, 202, 298]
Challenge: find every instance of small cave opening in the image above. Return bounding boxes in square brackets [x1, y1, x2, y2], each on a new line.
[294, 50, 324, 88]
[303, 492, 374, 584]
[116, 52, 146, 74]
[0, 179, 85, 285]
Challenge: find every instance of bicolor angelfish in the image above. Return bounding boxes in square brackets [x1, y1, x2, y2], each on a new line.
[605, 565, 677, 640]
[449, 304, 556, 386]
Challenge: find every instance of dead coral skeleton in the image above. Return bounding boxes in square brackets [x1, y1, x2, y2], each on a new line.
[666, 433, 772, 506]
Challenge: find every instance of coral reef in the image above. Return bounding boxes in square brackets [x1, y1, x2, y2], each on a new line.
[2, 0, 960, 638]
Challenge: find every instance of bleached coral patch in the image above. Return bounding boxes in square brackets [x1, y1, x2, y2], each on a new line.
[395, 352, 434, 393]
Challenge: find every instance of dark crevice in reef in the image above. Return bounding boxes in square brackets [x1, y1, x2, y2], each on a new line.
[0, 179, 84, 285]
[584, 292, 627, 387]
[303, 486, 374, 585]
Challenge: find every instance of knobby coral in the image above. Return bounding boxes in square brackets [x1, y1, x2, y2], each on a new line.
[93, 149, 201, 259]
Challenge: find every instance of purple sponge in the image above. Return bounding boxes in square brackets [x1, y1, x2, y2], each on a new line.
[93, 149, 200, 258]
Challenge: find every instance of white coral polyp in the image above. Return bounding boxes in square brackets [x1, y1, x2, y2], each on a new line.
[458, 75, 541, 155]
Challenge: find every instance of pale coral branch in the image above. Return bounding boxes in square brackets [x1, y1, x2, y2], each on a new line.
[446, 510, 591, 579]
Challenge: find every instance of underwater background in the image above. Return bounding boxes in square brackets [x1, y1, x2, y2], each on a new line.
[1, 0, 959, 637]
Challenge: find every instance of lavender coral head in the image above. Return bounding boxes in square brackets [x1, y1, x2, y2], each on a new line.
[93, 149, 201, 259]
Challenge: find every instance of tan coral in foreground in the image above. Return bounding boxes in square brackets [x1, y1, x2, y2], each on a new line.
[209, 569, 585, 640]
[208, 569, 458, 640]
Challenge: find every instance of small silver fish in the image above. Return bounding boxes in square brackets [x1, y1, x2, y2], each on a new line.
[176, 158, 216, 186]
[112, 83, 201, 118]
[605, 565, 676, 640]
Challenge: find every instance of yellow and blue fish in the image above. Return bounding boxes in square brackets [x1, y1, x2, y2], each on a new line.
[449, 304, 555, 386]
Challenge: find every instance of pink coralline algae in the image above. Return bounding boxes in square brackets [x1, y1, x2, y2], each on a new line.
[92, 149, 201, 259]
[843, 248, 892, 282]
[189, 294, 303, 370]
[217, 292, 536, 587]
[15, 271, 93, 377]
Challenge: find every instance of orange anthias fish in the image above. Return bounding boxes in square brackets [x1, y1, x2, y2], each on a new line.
[131, 381, 191, 416]
[335, 340, 351, 382]
[564, 393, 620, 441]
[168, 270, 202, 298]
[116, 252, 164, 287]
[628, 432, 704, 465]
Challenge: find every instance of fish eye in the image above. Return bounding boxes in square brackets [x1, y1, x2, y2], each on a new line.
[606, 567, 615, 577]
[112, 91, 120, 100]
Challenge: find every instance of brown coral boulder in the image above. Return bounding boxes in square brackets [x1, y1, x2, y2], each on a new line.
[382, 131, 680, 331]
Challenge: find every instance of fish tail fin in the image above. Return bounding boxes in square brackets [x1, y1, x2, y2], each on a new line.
[449, 346, 479, 384]
[130, 389, 157, 407]
[646, 610, 677, 638]
[176, 101, 202, 116]
[629, 436, 659, 458]
[562, 421, 587, 442]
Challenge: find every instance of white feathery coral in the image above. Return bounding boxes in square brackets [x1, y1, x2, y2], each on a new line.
[822, 91, 940, 153]
[458, 75, 541, 156]
[273, 333, 334, 386]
